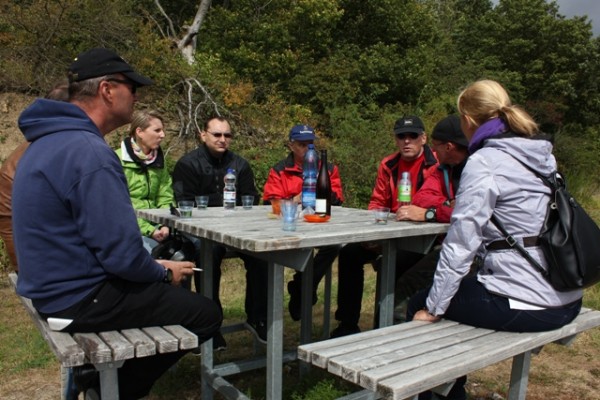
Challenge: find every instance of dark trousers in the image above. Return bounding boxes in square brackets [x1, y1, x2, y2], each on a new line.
[407, 275, 582, 332]
[42, 279, 222, 399]
[289, 245, 341, 297]
[335, 242, 423, 327]
[194, 244, 268, 324]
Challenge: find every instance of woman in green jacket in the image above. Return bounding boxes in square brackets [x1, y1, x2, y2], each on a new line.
[116, 110, 174, 253]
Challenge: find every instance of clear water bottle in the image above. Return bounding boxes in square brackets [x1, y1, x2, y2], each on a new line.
[302, 144, 318, 210]
[398, 171, 412, 206]
[223, 168, 236, 210]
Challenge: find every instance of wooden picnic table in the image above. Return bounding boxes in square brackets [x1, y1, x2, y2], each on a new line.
[137, 205, 448, 400]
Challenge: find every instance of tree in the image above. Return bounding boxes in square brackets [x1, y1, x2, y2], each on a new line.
[154, 0, 212, 64]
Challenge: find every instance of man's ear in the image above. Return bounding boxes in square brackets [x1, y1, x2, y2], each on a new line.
[99, 80, 113, 102]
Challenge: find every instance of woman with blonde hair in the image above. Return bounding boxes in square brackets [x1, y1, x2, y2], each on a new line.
[406, 80, 582, 400]
[116, 110, 174, 252]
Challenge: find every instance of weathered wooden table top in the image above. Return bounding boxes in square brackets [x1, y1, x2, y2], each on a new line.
[137, 206, 449, 253]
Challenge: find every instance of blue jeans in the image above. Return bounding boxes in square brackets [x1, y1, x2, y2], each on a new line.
[407, 276, 582, 332]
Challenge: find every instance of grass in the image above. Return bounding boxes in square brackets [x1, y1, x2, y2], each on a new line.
[2, 247, 600, 399]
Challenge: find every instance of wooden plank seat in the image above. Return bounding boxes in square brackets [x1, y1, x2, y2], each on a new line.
[8, 273, 198, 400]
[298, 307, 600, 400]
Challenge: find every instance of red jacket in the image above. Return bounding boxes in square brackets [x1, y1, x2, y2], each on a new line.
[368, 145, 438, 212]
[412, 160, 466, 223]
[262, 153, 344, 204]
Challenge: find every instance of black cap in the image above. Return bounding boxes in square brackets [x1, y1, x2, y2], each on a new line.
[67, 48, 153, 86]
[393, 115, 425, 135]
[431, 115, 468, 147]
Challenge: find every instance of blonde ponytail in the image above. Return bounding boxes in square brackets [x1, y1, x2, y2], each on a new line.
[457, 80, 538, 137]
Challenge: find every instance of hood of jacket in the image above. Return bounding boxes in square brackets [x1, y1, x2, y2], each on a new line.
[18, 99, 101, 142]
[481, 133, 556, 178]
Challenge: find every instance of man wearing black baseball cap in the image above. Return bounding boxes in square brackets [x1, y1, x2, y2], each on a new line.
[331, 114, 439, 338]
[393, 115, 469, 325]
[14, 48, 221, 399]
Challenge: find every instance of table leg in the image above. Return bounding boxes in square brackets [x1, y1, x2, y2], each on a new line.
[200, 239, 215, 400]
[299, 252, 314, 345]
[266, 260, 285, 400]
[378, 240, 397, 328]
[299, 252, 315, 377]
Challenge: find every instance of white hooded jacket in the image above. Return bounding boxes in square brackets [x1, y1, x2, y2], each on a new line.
[426, 134, 583, 316]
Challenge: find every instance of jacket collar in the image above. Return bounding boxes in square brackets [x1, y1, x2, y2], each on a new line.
[122, 139, 164, 169]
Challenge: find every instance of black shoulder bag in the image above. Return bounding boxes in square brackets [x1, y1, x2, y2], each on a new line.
[490, 160, 600, 291]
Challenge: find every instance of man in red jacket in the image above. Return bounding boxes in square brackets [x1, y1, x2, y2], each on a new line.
[395, 114, 469, 322]
[331, 115, 438, 338]
[263, 124, 344, 321]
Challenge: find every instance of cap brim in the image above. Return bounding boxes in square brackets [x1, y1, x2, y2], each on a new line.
[123, 71, 153, 86]
[394, 128, 424, 135]
[291, 134, 316, 141]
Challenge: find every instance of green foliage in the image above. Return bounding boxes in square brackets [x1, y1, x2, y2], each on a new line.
[552, 125, 600, 198]
[1, 0, 599, 208]
[290, 378, 349, 399]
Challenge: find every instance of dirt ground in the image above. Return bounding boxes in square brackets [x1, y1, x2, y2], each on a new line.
[0, 93, 35, 161]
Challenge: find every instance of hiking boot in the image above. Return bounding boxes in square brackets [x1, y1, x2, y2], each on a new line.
[330, 323, 361, 338]
[245, 320, 268, 344]
[213, 332, 227, 352]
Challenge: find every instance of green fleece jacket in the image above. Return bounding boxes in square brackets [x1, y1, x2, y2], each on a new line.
[116, 140, 174, 237]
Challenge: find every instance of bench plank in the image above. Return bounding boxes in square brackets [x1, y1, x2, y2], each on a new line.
[73, 333, 113, 364]
[121, 328, 157, 357]
[142, 326, 179, 353]
[298, 307, 600, 400]
[164, 324, 199, 350]
[329, 323, 484, 380]
[359, 329, 516, 391]
[98, 331, 135, 361]
[298, 320, 460, 368]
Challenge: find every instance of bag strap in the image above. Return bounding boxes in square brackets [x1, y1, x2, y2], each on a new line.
[487, 148, 558, 278]
[489, 215, 548, 277]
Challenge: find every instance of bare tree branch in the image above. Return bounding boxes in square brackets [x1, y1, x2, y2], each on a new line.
[153, 0, 176, 37]
[177, 0, 212, 64]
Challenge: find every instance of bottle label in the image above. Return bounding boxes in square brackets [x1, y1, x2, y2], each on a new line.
[398, 184, 411, 204]
[302, 192, 316, 208]
[315, 199, 327, 213]
[224, 191, 235, 201]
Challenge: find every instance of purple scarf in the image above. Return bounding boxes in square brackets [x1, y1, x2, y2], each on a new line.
[468, 118, 508, 154]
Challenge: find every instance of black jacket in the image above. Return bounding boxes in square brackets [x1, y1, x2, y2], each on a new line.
[172, 144, 259, 206]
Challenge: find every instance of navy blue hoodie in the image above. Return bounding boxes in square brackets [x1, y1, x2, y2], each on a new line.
[13, 99, 164, 313]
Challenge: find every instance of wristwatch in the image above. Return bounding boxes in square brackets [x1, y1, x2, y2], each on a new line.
[424, 207, 437, 222]
[163, 267, 173, 283]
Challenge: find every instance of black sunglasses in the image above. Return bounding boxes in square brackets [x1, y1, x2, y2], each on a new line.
[396, 132, 420, 140]
[106, 78, 137, 94]
[206, 131, 233, 139]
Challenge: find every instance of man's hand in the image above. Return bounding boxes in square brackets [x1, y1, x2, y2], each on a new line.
[156, 259, 195, 286]
[396, 205, 426, 221]
[413, 309, 441, 322]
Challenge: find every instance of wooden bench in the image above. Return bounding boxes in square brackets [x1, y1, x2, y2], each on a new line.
[298, 307, 600, 400]
[8, 273, 198, 400]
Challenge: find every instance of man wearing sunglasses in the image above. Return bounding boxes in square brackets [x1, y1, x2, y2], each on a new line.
[331, 115, 439, 338]
[172, 116, 268, 348]
[13, 48, 222, 399]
